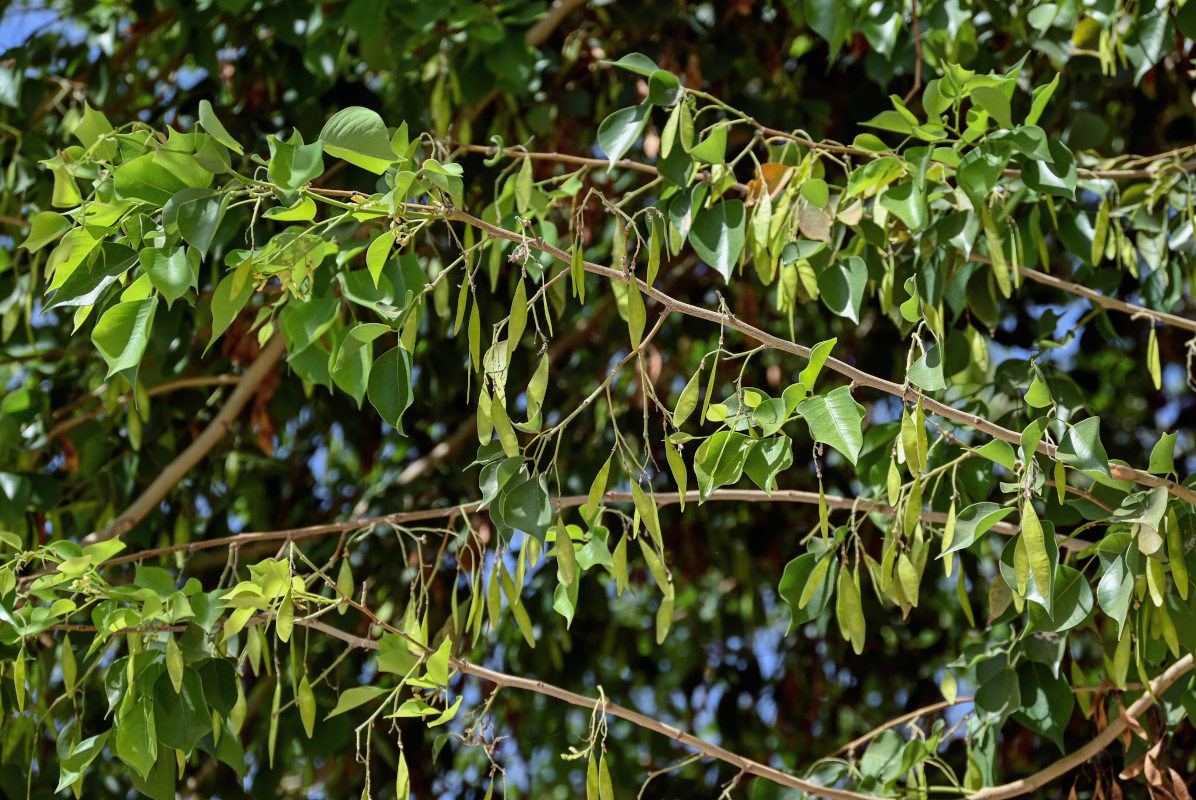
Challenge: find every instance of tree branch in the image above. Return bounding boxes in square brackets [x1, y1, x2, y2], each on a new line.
[80, 334, 287, 545]
[47, 564, 1177, 800]
[0, 214, 31, 229]
[826, 679, 1146, 758]
[90, 487, 1092, 573]
[525, 0, 592, 46]
[1016, 262, 1196, 335]
[433, 203, 1196, 505]
[301, 616, 1193, 800]
[451, 142, 751, 193]
[299, 616, 883, 800]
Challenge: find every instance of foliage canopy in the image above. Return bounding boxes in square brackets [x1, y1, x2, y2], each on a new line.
[3, 1, 1196, 799]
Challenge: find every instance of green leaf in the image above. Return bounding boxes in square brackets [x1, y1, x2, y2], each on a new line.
[368, 346, 414, 433]
[1021, 417, 1048, 462]
[580, 456, 612, 524]
[425, 636, 452, 686]
[207, 261, 254, 353]
[665, 444, 688, 511]
[688, 124, 728, 164]
[198, 100, 244, 155]
[647, 69, 682, 106]
[507, 278, 527, 361]
[1013, 662, 1074, 752]
[114, 153, 210, 206]
[607, 53, 660, 76]
[515, 156, 534, 213]
[744, 437, 793, 494]
[672, 365, 702, 428]
[330, 327, 372, 408]
[74, 102, 117, 160]
[1056, 417, 1110, 476]
[836, 565, 865, 654]
[879, 181, 928, 231]
[939, 503, 1015, 557]
[92, 298, 157, 379]
[166, 637, 184, 693]
[154, 669, 212, 753]
[1097, 554, 1133, 635]
[141, 247, 194, 307]
[992, 125, 1052, 161]
[817, 256, 867, 324]
[20, 211, 71, 253]
[956, 143, 1012, 211]
[971, 86, 1013, 129]
[908, 341, 945, 391]
[129, 750, 176, 800]
[173, 191, 228, 258]
[801, 178, 829, 208]
[319, 107, 399, 174]
[694, 431, 753, 501]
[689, 200, 746, 282]
[798, 338, 837, 392]
[267, 131, 324, 192]
[779, 552, 837, 631]
[428, 696, 463, 727]
[56, 731, 110, 793]
[1025, 373, 1052, 408]
[1020, 501, 1053, 605]
[50, 164, 81, 207]
[196, 659, 238, 716]
[1148, 432, 1177, 475]
[325, 684, 385, 722]
[571, 240, 586, 302]
[596, 105, 649, 164]
[861, 109, 913, 135]
[1147, 327, 1161, 389]
[1022, 138, 1076, 199]
[973, 439, 1016, 471]
[280, 298, 338, 354]
[45, 242, 137, 311]
[115, 702, 157, 780]
[797, 386, 865, 464]
[262, 196, 317, 222]
[497, 474, 553, 543]
[366, 232, 393, 288]
[975, 666, 1021, 723]
[626, 283, 646, 349]
[1027, 565, 1094, 634]
[1026, 74, 1060, 126]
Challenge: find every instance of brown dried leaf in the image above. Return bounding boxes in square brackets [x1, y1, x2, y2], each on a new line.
[1168, 768, 1192, 800]
[745, 163, 793, 206]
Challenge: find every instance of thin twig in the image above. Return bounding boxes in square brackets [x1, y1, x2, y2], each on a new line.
[966, 253, 1196, 335]
[452, 142, 751, 193]
[78, 487, 1092, 575]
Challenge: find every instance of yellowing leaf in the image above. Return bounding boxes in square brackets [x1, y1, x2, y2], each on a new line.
[1021, 500, 1053, 602]
[1147, 327, 1161, 390]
